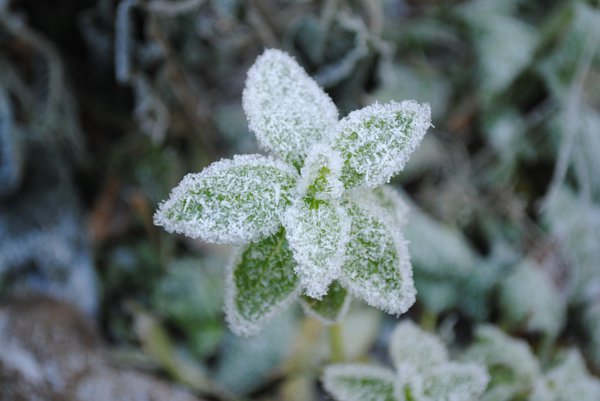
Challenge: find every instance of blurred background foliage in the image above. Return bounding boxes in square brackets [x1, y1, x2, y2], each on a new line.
[1, 0, 599, 400]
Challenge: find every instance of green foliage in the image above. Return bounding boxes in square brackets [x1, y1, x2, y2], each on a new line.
[323, 320, 489, 401]
[225, 229, 300, 336]
[155, 49, 430, 335]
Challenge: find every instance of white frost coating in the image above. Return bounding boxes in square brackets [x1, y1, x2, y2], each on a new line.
[389, 320, 448, 372]
[372, 185, 410, 228]
[297, 144, 345, 200]
[331, 100, 431, 189]
[243, 49, 339, 166]
[323, 364, 396, 401]
[283, 199, 350, 299]
[339, 194, 416, 315]
[224, 242, 302, 337]
[154, 154, 298, 244]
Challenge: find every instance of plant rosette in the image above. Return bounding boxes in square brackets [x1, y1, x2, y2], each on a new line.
[154, 49, 431, 336]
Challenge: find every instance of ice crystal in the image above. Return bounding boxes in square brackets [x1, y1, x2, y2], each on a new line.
[243, 49, 338, 167]
[155, 49, 431, 335]
[323, 320, 488, 401]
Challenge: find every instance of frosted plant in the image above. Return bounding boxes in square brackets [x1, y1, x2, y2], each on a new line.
[460, 325, 540, 401]
[498, 259, 566, 338]
[323, 320, 489, 401]
[530, 349, 600, 401]
[154, 49, 431, 336]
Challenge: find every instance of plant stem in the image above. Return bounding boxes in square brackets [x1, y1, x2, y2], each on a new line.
[329, 323, 345, 363]
[420, 310, 438, 332]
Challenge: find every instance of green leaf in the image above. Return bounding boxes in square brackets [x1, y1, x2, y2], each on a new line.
[243, 49, 339, 167]
[420, 362, 489, 401]
[297, 144, 345, 200]
[323, 364, 397, 401]
[301, 281, 350, 324]
[371, 185, 410, 228]
[339, 194, 416, 315]
[331, 100, 431, 189]
[389, 320, 448, 372]
[283, 198, 350, 298]
[460, 325, 540, 400]
[154, 154, 298, 243]
[225, 229, 300, 336]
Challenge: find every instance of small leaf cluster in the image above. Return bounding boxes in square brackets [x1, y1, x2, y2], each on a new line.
[323, 320, 489, 401]
[462, 325, 600, 401]
[154, 49, 431, 335]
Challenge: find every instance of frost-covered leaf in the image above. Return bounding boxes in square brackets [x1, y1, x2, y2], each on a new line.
[404, 205, 477, 279]
[300, 281, 350, 324]
[457, 1, 537, 97]
[283, 198, 350, 299]
[154, 154, 298, 243]
[225, 229, 300, 336]
[323, 364, 396, 401]
[530, 349, 600, 401]
[419, 362, 489, 401]
[297, 144, 344, 200]
[498, 260, 566, 337]
[543, 187, 600, 301]
[330, 100, 431, 189]
[242, 49, 338, 167]
[371, 185, 410, 228]
[460, 325, 540, 401]
[339, 195, 416, 315]
[389, 320, 448, 372]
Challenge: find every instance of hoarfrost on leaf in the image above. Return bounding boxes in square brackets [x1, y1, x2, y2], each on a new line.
[243, 49, 339, 167]
[300, 281, 351, 324]
[371, 185, 410, 228]
[498, 260, 566, 337]
[154, 154, 298, 243]
[331, 100, 431, 189]
[323, 364, 397, 401]
[225, 229, 300, 336]
[283, 198, 350, 299]
[297, 144, 345, 200]
[418, 362, 489, 401]
[460, 325, 540, 401]
[339, 195, 416, 315]
[389, 320, 448, 372]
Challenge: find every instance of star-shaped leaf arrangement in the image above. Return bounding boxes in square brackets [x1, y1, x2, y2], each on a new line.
[154, 49, 431, 336]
